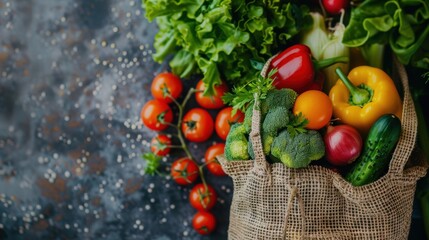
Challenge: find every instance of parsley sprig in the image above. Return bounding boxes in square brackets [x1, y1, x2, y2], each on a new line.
[222, 69, 276, 114]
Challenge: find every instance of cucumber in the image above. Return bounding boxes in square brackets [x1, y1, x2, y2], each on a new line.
[345, 114, 402, 186]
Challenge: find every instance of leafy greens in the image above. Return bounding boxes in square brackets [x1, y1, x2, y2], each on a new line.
[342, 0, 429, 70]
[142, 0, 311, 95]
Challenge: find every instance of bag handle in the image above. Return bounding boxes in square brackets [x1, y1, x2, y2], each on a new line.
[249, 56, 277, 176]
[388, 57, 418, 175]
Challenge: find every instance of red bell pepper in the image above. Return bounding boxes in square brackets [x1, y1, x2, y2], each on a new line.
[269, 44, 348, 93]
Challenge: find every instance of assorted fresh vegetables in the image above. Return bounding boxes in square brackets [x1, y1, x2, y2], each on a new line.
[140, 70, 234, 235]
[140, 0, 429, 236]
[224, 79, 325, 168]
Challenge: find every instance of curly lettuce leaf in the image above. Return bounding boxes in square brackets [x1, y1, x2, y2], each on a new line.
[343, 0, 429, 70]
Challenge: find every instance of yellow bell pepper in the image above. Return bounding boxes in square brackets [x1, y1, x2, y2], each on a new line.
[329, 66, 402, 136]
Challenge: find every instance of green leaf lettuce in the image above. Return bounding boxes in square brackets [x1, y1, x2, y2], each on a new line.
[343, 0, 429, 70]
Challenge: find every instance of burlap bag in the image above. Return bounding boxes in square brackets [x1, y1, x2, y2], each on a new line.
[218, 57, 428, 239]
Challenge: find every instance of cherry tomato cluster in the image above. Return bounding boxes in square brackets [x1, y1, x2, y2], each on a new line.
[140, 72, 244, 235]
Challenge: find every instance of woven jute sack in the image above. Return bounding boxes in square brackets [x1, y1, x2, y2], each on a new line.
[218, 57, 428, 240]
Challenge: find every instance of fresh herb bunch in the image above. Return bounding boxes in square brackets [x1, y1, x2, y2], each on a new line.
[142, 0, 311, 95]
[222, 69, 276, 114]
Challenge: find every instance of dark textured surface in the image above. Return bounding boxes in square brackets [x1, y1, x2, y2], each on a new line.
[0, 1, 426, 240]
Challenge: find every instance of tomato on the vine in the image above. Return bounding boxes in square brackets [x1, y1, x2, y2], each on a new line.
[293, 90, 333, 130]
[141, 99, 173, 131]
[192, 211, 216, 235]
[215, 107, 244, 140]
[189, 183, 217, 211]
[151, 72, 183, 103]
[195, 80, 228, 109]
[322, 0, 349, 15]
[182, 108, 214, 142]
[170, 158, 199, 185]
[204, 143, 226, 176]
[150, 134, 172, 156]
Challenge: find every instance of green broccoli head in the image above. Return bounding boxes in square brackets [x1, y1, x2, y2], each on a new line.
[244, 88, 297, 133]
[270, 129, 325, 168]
[307, 130, 326, 161]
[261, 88, 298, 113]
[262, 107, 290, 134]
[225, 123, 250, 161]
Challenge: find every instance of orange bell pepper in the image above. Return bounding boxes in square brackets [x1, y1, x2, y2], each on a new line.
[329, 66, 403, 136]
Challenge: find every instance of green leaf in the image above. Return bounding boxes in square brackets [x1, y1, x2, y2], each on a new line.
[286, 112, 309, 138]
[142, 153, 162, 176]
[170, 50, 197, 78]
[342, 0, 429, 70]
[222, 69, 275, 115]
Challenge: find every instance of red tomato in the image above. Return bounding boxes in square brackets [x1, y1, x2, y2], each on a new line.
[192, 211, 216, 235]
[293, 90, 332, 130]
[189, 183, 217, 211]
[322, 0, 349, 15]
[195, 80, 228, 109]
[215, 107, 245, 141]
[170, 158, 199, 185]
[151, 72, 183, 103]
[150, 134, 172, 156]
[182, 108, 214, 142]
[204, 143, 226, 176]
[141, 99, 173, 131]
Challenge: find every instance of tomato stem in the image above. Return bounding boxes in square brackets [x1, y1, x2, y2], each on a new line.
[171, 88, 208, 189]
[165, 122, 179, 129]
[165, 145, 185, 149]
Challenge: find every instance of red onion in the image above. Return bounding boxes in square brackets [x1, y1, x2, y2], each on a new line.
[324, 124, 363, 166]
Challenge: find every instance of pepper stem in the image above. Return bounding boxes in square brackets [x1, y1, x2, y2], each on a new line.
[335, 68, 371, 107]
[314, 56, 349, 70]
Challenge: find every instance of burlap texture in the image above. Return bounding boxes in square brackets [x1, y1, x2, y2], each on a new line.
[218, 57, 428, 239]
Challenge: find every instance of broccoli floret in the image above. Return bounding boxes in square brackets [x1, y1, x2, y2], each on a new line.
[225, 123, 250, 161]
[235, 89, 299, 162]
[243, 88, 297, 133]
[270, 129, 325, 168]
[261, 89, 298, 113]
[262, 107, 290, 134]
